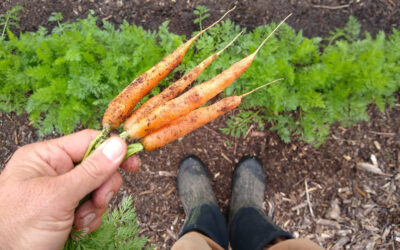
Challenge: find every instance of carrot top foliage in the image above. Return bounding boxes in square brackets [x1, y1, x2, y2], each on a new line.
[0, 11, 183, 135]
[0, 10, 399, 146]
[63, 195, 148, 249]
[179, 17, 400, 145]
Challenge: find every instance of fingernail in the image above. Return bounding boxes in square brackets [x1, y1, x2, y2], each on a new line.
[82, 213, 96, 227]
[105, 191, 114, 205]
[102, 138, 124, 161]
[81, 227, 89, 237]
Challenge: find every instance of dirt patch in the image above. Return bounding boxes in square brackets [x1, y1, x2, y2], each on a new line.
[1, 0, 400, 249]
[2, 104, 399, 249]
[118, 102, 400, 249]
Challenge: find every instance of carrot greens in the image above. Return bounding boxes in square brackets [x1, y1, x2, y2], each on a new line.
[64, 195, 147, 249]
[0, 9, 399, 146]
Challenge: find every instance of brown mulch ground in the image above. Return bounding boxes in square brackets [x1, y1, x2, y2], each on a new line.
[1, 0, 399, 249]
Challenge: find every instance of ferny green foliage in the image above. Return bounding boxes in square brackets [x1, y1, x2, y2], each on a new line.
[193, 5, 211, 31]
[0, 5, 23, 40]
[0, 10, 399, 145]
[0, 11, 183, 135]
[63, 195, 148, 249]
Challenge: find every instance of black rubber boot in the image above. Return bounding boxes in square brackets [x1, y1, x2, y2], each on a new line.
[177, 155, 229, 250]
[228, 156, 293, 250]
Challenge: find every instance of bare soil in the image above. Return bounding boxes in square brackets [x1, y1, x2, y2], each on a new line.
[1, 0, 400, 38]
[1, 0, 399, 249]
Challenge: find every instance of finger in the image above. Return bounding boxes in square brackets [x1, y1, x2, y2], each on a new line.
[50, 129, 100, 163]
[121, 154, 140, 172]
[74, 199, 106, 230]
[82, 216, 103, 236]
[5, 142, 75, 177]
[4, 130, 100, 177]
[58, 137, 126, 201]
[92, 171, 122, 209]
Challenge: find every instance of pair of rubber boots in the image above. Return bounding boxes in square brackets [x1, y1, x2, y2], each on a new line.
[178, 155, 292, 250]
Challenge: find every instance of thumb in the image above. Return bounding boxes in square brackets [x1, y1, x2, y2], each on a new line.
[60, 137, 126, 200]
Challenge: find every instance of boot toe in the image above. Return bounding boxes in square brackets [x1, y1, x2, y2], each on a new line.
[229, 155, 266, 224]
[234, 155, 265, 184]
[178, 155, 208, 177]
[177, 155, 217, 214]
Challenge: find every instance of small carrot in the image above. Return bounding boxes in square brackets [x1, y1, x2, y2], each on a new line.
[123, 14, 291, 139]
[140, 79, 282, 151]
[101, 6, 236, 130]
[123, 31, 243, 129]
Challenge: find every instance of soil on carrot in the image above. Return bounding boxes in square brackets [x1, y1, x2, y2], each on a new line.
[1, 0, 399, 249]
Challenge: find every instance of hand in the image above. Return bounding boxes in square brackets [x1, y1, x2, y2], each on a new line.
[0, 129, 140, 249]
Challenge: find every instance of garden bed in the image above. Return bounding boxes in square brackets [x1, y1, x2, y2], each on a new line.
[1, 0, 399, 249]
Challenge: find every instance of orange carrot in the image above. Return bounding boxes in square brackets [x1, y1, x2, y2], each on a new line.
[141, 79, 282, 151]
[101, 7, 236, 129]
[123, 31, 243, 129]
[124, 14, 291, 139]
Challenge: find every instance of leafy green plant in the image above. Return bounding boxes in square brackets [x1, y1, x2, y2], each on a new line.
[0, 10, 399, 146]
[225, 140, 232, 147]
[0, 12, 183, 135]
[48, 12, 64, 33]
[182, 16, 399, 145]
[0, 5, 23, 40]
[193, 5, 210, 31]
[64, 195, 148, 249]
[327, 15, 361, 44]
[220, 111, 265, 138]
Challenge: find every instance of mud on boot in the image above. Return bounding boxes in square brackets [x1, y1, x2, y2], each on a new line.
[228, 156, 292, 250]
[177, 155, 229, 249]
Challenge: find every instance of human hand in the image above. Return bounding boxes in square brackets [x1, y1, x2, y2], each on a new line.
[0, 129, 140, 249]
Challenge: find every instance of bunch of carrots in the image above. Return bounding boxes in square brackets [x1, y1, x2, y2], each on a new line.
[83, 8, 291, 160]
